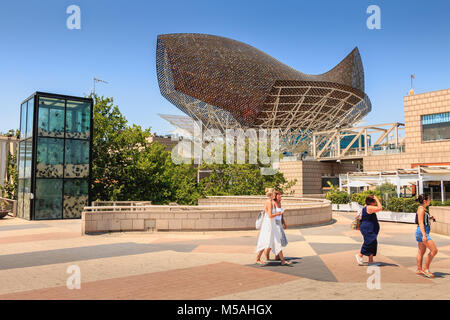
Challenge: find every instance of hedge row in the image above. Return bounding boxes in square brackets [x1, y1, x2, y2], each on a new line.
[327, 190, 450, 213]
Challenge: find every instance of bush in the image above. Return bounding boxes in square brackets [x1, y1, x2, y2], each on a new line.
[351, 190, 381, 206]
[326, 190, 350, 204]
[430, 199, 450, 206]
[386, 197, 418, 213]
[325, 182, 350, 204]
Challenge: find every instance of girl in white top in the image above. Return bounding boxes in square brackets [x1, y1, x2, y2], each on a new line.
[255, 189, 290, 265]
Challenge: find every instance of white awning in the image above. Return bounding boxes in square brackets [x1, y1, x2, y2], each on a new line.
[343, 181, 371, 187]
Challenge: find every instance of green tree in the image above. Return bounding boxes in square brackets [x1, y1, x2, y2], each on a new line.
[0, 153, 18, 200]
[90, 94, 296, 204]
[90, 95, 202, 204]
[199, 162, 295, 196]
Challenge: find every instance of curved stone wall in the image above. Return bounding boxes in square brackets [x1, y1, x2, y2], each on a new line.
[82, 196, 332, 234]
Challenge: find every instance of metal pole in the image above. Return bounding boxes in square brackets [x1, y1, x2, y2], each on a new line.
[347, 172, 350, 195]
[418, 166, 424, 194]
[312, 134, 316, 159]
[441, 180, 445, 203]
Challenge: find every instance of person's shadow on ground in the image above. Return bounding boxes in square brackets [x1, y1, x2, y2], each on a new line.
[261, 257, 301, 267]
[376, 262, 399, 267]
[432, 272, 450, 278]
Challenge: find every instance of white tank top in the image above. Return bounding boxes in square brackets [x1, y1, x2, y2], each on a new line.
[274, 206, 283, 221]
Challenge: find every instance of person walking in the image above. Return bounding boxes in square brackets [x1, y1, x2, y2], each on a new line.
[415, 194, 438, 278]
[355, 195, 383, 266]
[255, 188, 274, 265]
[255, 189, 290, 265]
[266, 190, 288, 261]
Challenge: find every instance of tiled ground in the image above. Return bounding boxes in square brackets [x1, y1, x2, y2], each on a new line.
[0, 212, 449, 300]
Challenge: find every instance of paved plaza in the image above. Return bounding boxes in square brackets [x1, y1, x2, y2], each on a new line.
[0, 212, 449, 300]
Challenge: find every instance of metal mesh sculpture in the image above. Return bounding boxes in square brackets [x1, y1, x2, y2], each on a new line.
[156, 33, 371, 154]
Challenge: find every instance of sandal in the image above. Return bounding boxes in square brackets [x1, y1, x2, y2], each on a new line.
[255, 260, 266, 265]
[423, 269, 435, 278]
[281, 260, 291, 266]
[416, 269, 425, 276]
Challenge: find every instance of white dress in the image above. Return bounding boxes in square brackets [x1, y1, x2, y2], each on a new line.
[255, 203, 284, 255]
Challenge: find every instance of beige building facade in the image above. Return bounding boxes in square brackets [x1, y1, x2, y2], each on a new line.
[279, 159, 358, 196]
[279, 88, 450, 197]
[363, 88, 450, 171]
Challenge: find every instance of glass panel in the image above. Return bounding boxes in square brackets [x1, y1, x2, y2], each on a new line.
[20, 102, 27, 140]
[63, 179, 88, 219]
[23, 179, 31, 220]
[66, 100, 91, 139]
[26, 99, 34, 139]
[18, 141, 26, 179]
[64, 140, 89, 178]
[17, 179, 25, 218]
[38, 97, 65, 138]
[24, 139, 33, 179]
[35, 179, 62, 220]
[36, 137, 64, 178]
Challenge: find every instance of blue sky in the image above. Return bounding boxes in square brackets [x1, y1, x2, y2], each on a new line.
[1, 0, 450, 134]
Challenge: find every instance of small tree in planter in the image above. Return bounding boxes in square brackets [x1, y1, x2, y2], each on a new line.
[0, 200, 11, 219]
[325, 182, 350, 205]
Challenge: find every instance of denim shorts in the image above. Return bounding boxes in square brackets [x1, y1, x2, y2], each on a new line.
[415, 225, 432, 242]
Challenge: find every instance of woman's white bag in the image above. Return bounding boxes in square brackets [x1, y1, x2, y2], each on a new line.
[255, 211, 264, 229]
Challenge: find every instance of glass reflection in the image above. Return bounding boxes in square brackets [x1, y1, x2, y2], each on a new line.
[38, 97, 65, 138]
[64, 140, 90, 178]
[36, 138, 64, 178]
[63, 179, 88, 219]
[35, 179, 63, 220]
[66, 100, 91, 139]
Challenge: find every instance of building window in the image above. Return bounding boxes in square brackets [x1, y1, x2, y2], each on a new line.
[422, 112, 450, 142]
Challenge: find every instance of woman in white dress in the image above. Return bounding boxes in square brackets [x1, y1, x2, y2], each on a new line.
[268, 190, 288, 261]
[255, 189, 291, 265]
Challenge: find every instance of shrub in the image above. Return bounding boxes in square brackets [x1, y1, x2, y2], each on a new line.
[325, 182, 350, 204]
[430, 199, 450, 206]
[386, 197, 418, 213]
[351, 190, 381, 206]
[326, 191, 350, 204]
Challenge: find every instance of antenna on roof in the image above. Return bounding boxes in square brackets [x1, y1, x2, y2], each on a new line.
[92, 77, 109, 96]
[409, 74, 415, 96]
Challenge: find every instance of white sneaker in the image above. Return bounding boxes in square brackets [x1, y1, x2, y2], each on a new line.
[355, 254, 364, 266]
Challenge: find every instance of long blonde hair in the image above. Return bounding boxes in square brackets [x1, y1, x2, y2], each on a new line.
[265, 187, 274, 198]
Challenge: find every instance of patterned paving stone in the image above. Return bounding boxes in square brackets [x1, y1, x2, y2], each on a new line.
[427, 258, 450, 270]
[309, 243, 362, 255]
[192, 245, 255, 254]
[283, 241, 317, 258]
[319, 250, 433, 284]
[0, 262, 299, 300]
[303, 235, 358, 244]
[0, 224, 50, 231]
[0, 242, 199, 270]
[248, 255, 338, 282]
[0, 232, 81, 244]
[386, 256, 449, 268]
